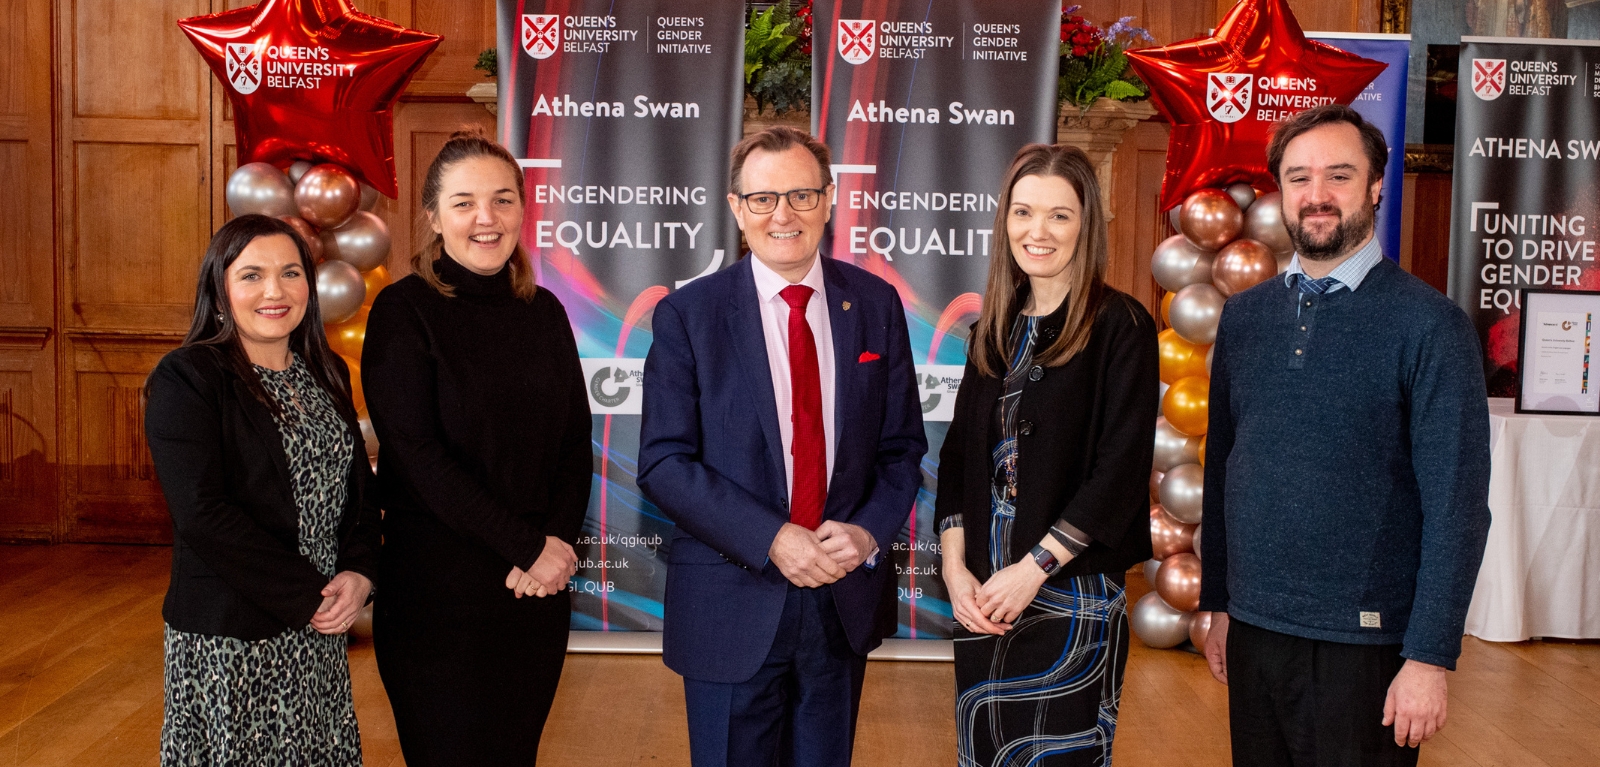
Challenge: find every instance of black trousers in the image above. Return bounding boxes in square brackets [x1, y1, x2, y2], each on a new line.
[1226, 619, 1420, 767]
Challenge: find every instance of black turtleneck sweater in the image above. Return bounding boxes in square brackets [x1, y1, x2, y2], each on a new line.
[362, 254, 592, 608]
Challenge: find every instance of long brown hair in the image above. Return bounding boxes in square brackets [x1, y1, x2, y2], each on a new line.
[411, 128, 538, 300]
[166, 214, 355, 420]
[969, 144, 1110, 378]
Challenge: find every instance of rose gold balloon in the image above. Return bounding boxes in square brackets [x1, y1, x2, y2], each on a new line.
[1180, 188, 1243, 251]
[1156, 552, 1202, 612]
[1189, 610, 1212, 649]
[1150, 468, 1164, 504]
[1212, 238, 1278, 297]
[296, 164, 361, 229]
[277, 215, 324, 261]
[1150, 504, 1196, 561]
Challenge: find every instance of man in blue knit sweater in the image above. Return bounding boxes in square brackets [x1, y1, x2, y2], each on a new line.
[1199, 104, 1491, 765]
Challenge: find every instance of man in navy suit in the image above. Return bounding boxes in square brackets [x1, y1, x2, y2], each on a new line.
[637, 126, 927, 767]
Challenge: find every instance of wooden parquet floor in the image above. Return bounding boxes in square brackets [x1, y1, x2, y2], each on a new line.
[2, 544, 1598, 766]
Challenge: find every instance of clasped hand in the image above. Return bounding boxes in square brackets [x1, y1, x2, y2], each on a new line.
[944, 559, 1048, 635]
[505, 536, 579, 598]
[768, 521, 875, 588]
[311, 571, 373, 635]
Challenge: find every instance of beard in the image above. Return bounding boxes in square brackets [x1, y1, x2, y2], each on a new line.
[1286, 201, 1376, 261]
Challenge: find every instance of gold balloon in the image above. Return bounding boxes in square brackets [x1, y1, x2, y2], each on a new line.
[1189, 610, 1213, 649]
[362, 265, 392, 307]
[1156, 552, 1203, 612]
[341, 354, 365, 412]
[1158, 328, 1209, 385]
[1163, 376, 1210, 436]
[1179, 188, 1243, 251]
[277, 215, 323, 262]
[296, 164, 361, 229]
[1213, 238, 1278, 297]
[1150, 504, 1196, 560]
[1161, 291, 1175, 325]
[327, 305, 368, 360]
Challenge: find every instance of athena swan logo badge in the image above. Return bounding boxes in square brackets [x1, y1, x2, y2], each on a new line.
[837, 20, 876, 65]
[1206, 73, 1252, 123]
[1472, 59, 1506, 101]
[522, 14, 560, 59]
[226, 42, 262, 94]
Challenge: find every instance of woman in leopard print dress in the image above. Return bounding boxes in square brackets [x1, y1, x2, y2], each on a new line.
[145, 215, 381, 766]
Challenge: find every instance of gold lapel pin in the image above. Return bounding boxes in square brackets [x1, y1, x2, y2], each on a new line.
[842, 301, 852, 311]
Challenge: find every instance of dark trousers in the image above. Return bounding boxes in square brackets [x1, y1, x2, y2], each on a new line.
[1226, 619, 1420, 767]
[682, 585, 868, 767]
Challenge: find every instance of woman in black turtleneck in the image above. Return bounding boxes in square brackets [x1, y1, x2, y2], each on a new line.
[362, 130, 591, 766]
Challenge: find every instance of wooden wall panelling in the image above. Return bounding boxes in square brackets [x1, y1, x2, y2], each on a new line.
[0, 0, 57, 541]
[1101, 120, 1173, 319]
[1407, 172, 1453, 295]
[364, 0, 497, 100]
[56, 0, 215, 541]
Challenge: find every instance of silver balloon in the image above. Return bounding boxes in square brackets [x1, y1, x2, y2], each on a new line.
[1192, 520, 1204, 561]
[1206, 345, 1215, 375]
[1225, 182, 1257, 213]
[359, 416, 379, 458]
[1153, 417, 1202, 472]
[1244, 190, 1294, 256]
[288, 160, 315, 186]
[323, 211, 391, 272]
[1169, 283, 1225, 346]
[1159, 463, 1204, 524]
[316, 260, 366, 324]
[225, 162, 296, 218]
[1150, 235, 1215, 293]
[359, 183, 381, 212]
[1131, 591, 1193, 649]
[1167, 205, 1182, 234]
[1143, 558, 1161, 585]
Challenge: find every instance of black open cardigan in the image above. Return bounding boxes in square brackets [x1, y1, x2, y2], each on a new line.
[933, 288, 1159, 580]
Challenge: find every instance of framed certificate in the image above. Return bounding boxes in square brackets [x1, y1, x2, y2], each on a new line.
[1516, 289, 1600, 415]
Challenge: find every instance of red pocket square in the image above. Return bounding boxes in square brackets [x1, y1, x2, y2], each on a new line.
[858, 351, 881, 363]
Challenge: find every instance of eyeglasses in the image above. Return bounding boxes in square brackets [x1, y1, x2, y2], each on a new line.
[737, 188, 828, 214]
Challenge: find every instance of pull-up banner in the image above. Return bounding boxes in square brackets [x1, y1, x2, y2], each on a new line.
[1309, 33, 1410, 262]
[1448, 38, 1600, 396]
[497, 0, 745, 632]
[814, 0, 1061, 639]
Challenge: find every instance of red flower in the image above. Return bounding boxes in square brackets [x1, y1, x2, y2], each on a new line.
[1072, 45, 1087, 57]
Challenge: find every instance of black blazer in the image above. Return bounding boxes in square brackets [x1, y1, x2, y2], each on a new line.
[934, 289, 1159, 581]
[145, 344, 381, 641]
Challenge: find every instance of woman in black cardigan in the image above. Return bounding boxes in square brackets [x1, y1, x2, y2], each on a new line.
[935, 145, 1158, 766]
[145, 214, 380, 765]
[363, 130, 590, 766]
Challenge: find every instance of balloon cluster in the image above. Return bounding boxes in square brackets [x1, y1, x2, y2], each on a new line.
[1130, 183, 1292, 650]
[225, 160, 391, 465]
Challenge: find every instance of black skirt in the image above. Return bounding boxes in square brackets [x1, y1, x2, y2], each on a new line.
[374, 591, 572, 766]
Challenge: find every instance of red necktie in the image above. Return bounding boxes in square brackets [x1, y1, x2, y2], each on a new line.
[779, 285, 826, 530]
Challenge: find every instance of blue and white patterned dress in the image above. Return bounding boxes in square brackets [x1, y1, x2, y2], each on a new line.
[952, 314, 1131, 767]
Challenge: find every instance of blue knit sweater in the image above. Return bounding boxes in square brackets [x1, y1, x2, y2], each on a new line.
[1197, 257, 1491, 670]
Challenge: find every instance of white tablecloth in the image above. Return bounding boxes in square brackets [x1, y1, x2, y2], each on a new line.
[1464, 398, 1600, 641]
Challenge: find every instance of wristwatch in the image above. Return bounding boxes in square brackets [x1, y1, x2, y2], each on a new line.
[1029, 544, 1062, 576]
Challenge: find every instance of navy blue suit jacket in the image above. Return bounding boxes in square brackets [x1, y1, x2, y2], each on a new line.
[637, 255, 927, 684]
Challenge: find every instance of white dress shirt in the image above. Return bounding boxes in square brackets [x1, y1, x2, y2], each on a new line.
[750, 254, 837, 502]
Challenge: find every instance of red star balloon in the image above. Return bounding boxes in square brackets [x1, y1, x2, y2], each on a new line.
[179, 0, 440, 197]
[1126, 0, 1387, 211]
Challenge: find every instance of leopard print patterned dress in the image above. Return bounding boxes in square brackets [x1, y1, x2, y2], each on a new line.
[161, 354, 361, 766]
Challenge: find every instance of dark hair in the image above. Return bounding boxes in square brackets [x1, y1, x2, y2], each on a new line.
[412, 128, 538, 300]
[969, 144, 1110, 378]
[729, 126, 833, 194]
[173, 214, 355, 420]
[1267, 104, 1388, 188]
